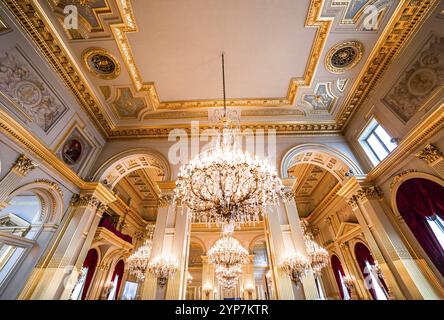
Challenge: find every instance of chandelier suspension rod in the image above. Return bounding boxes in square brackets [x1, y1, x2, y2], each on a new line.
[222, 53, 227, 117]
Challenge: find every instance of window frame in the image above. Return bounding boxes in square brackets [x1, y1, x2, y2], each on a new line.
[359, 118, 397, 166]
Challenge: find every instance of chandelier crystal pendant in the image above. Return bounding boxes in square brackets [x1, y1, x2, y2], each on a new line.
[147, 256, 178, 287]
[174, 54, 285, 226]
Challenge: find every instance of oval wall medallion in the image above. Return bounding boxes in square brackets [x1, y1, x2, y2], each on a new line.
[82, 48, 121, 80]
[325, 41, 364, 74]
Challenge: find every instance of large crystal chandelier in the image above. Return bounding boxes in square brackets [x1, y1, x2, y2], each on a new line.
[174, 54, 285, 226]
[147, 256, 178, 287]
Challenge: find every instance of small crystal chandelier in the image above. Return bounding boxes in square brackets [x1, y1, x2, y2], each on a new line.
[126, 225, 154, 282]
[207, 233, 249, 267]
[305, 236, 329, 276]
[174, 54, 285, 226]
[126, 239, 152, 282]
[301, 220, 329, 276]
[147, 256, 178, 287]
[280, 253, 311, 286]
[215, 264, 243, 290]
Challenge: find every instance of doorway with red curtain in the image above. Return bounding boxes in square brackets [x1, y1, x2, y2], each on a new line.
[395, 178, 444, 277]
[109, 260, 125, 300]
[330, 255, 349, 299]
[81, 249, 99, 300]
[354, 242, 389, 300]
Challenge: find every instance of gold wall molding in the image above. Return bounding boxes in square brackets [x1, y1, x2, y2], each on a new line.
[338, 0, 438, 128]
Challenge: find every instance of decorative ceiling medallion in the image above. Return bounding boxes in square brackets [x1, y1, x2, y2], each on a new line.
[82, 48, 120, 80]
[326, 41, 364, 74]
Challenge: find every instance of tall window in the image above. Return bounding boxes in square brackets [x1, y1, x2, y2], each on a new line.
[359, 119, 397, 165]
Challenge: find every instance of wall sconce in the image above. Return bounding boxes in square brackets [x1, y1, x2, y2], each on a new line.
[203, 285, 213, 298]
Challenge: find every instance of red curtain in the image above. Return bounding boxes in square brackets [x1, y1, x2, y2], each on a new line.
[81, 249, 99, 300]
[111, 260, 125, 300]
[330, 255, 346, 299]
[354, 242, 388, 300]
[396, 178, 444, 276]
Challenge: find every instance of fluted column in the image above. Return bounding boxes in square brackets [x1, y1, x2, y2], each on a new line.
[265, 205, 296, 299]
[416, 144, 444, 179]
[0, 155, 36, 208]
[283, 196, 320, 300]
[27, 184, 115, 300]
[347, 183, 442, 299]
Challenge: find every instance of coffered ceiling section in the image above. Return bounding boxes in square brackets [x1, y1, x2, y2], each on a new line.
[5, 0, 436, 137]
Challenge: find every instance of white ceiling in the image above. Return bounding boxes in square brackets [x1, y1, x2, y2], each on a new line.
[128, 0, 315, 101]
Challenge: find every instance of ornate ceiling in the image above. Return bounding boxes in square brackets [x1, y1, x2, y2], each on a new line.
[2, 0, 437, 137]
[289, 163, 339, 217]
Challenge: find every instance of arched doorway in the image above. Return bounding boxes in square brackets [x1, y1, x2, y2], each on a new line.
[354, 242, 388, 300]
[108, 260, 125, 300]
[80, 249, 99, 300]
[330, 255, 349, 300]
[395, 177, 444, 277]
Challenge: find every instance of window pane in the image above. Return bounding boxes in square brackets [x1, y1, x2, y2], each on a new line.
[427, 217, 444, 250]
[374, 125, 397, 151]
[366, 134, 389, 161]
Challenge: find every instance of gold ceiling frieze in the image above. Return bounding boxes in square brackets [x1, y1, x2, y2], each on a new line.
[3, 0, 114, 136]
[2, 0, 438, 138]
[108, 122, 342, 139]
[336, 0, 439, 128]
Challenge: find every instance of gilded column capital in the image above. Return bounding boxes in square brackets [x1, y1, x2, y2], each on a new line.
[70, 194, 100, 209]
[96, 203, 108, 215]
[416, 144, 443, 165]
[12, 154, 36, 176]
[158, 193, 173, 207]
[354, 186, 384, 202]
[346, 196, 359, 209]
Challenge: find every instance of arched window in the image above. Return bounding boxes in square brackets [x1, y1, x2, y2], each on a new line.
[354, 242, 388, 300]
[108, 260, 125, 300]
[330, 255, 350, 300]
[396, 178, 444, 276]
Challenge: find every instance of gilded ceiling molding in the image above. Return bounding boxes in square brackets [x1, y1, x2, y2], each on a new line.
[110, 0, 332, 110]
[3, 0, 113, 136]
[108, 122, 342, 138]
[337, 0, 439, 127]
[47, 0, 113, 37]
